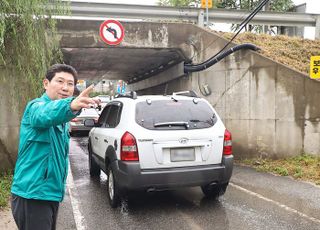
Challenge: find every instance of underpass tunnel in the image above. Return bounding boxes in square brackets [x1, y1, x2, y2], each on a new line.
[58, 19, 206, 95]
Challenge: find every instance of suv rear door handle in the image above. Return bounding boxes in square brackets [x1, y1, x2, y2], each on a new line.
[94, 136, 98, 140]
[104, 139, 108, 143]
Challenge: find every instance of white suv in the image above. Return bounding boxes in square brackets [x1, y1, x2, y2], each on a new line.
[85, 91, 233, 207]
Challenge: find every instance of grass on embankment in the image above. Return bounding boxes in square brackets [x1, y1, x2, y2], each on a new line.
[221, 32, 320, 76]
[236, 154, 320, 185]
[0, 172, 12, 209]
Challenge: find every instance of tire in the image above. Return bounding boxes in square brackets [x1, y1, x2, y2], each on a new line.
[107, 165, 121, 208]
[201, 182, 228, 199]
[88, 142, 100, 177]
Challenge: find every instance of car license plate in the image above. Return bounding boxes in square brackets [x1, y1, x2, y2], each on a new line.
[170, 148, 195, 162]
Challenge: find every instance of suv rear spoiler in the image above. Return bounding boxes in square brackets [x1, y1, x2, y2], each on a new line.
[172, 90, 198, 98]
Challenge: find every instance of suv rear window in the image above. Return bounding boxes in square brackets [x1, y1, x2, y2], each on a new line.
[135, 99, 217, 130]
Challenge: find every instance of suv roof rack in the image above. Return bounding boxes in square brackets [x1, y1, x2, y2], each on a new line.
[115, 91, 137, 99]
[172, 90, 198, 98]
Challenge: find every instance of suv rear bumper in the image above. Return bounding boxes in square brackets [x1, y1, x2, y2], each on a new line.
[112, 155, 233, 191]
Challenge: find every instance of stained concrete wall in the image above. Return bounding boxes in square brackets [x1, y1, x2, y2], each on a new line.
[0, 69, 20, 171]
[1, 22, 319, 172]
[140, 31, 320, 159]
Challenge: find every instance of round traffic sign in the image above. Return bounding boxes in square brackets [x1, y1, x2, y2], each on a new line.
[99, 20, 125, 45]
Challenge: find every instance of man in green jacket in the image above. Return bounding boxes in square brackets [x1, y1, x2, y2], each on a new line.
[11, 64, 99, 230]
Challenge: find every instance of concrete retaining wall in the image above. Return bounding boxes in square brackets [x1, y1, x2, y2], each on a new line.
[140, 32, 320, 159]
[0, 69, 20, 171]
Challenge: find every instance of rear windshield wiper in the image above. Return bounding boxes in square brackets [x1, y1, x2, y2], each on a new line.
[189, 117, 216, 125]
[190, 114, 216, 124]
[189, 119, 201, 122]
[190, 119, 212, 123]
[154, 121, 189, 129]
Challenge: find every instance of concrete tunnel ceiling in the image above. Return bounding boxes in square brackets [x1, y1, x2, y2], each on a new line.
[57, 20, 194, 83]
[62, 47, 184, 81]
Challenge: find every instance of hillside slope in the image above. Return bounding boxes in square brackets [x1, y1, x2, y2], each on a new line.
[222, 32, 320, 76]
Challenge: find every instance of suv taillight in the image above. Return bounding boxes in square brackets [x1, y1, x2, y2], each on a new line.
[223, 129, 232, 155]
[121, 131, 139, 161]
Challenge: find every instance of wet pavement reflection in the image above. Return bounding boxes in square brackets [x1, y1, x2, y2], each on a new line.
[58, 136, 320, 230]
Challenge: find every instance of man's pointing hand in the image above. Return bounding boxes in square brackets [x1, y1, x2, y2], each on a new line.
[70, 84, 100, 111]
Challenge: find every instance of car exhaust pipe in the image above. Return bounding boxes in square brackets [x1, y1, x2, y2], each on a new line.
[209, 181, 218, 186]
[147, 187, 156, 193]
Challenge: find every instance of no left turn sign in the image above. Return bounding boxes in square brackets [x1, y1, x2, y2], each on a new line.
[99, 20, 125, 45]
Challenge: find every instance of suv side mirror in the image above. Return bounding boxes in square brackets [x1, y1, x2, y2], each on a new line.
[84, 119, 95, 127]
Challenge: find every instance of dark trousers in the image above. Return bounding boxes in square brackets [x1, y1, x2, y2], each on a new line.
[11, 194, 59, 230]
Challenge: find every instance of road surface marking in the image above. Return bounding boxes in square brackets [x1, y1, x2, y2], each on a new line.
[230, 182, 320, 224]
[177, 210, 203, 230]
[67, 161, 86, 230]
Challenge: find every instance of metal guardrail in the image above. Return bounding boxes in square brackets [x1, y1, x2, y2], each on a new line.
[61, 2, 318, 26]
[53, 1, 320, 38]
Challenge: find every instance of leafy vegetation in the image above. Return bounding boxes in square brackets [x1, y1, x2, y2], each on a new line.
[157, 0, 293, 11]
[158, 0, 197, 6]
[222, 32, 320, 75]
[0, 0, 68, 110]
[158, 0, 294, 32]
[0, 171, 12, 209]
[236, 154, 320, 185]
[89, 91, 107, 97]
[219, 0, 293, 12]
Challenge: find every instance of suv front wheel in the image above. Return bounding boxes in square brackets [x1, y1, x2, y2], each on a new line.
[88, 142, 101, 177]
[201, 182, 228, 199]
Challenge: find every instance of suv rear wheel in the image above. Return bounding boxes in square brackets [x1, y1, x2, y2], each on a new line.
[88, 142, 100, 177]
[201, 182, 228, 198]
[107, 165, 121, 208]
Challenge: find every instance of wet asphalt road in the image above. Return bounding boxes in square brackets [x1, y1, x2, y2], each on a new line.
[57, 136, 320, 230]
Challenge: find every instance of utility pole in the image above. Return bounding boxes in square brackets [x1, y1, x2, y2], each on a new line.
[316, 16, 320, 39]
[201, 0, 212, 27]
[263, 1, 270, 34]
[206, 0, 209, 27]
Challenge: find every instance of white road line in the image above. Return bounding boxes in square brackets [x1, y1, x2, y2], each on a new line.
[177, 210, 203, 230]
[67, 161, 86, 230]
[230, 182, 320, 224]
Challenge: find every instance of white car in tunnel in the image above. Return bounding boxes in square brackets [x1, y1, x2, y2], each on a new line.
[85, 91, 233, 208]
[93, 95, 110, 112]
[69, 108, 99, 136]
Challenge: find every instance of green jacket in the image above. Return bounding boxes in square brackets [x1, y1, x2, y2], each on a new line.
[11, 93, 78, 202]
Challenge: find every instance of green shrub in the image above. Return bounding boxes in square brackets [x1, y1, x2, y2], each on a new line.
[273, 167, 289, 176]
[0, 0, 68, 110]
[0, 172, 13, 208]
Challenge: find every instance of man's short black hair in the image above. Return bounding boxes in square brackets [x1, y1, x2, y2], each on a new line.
[46, 64, 78, 83]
